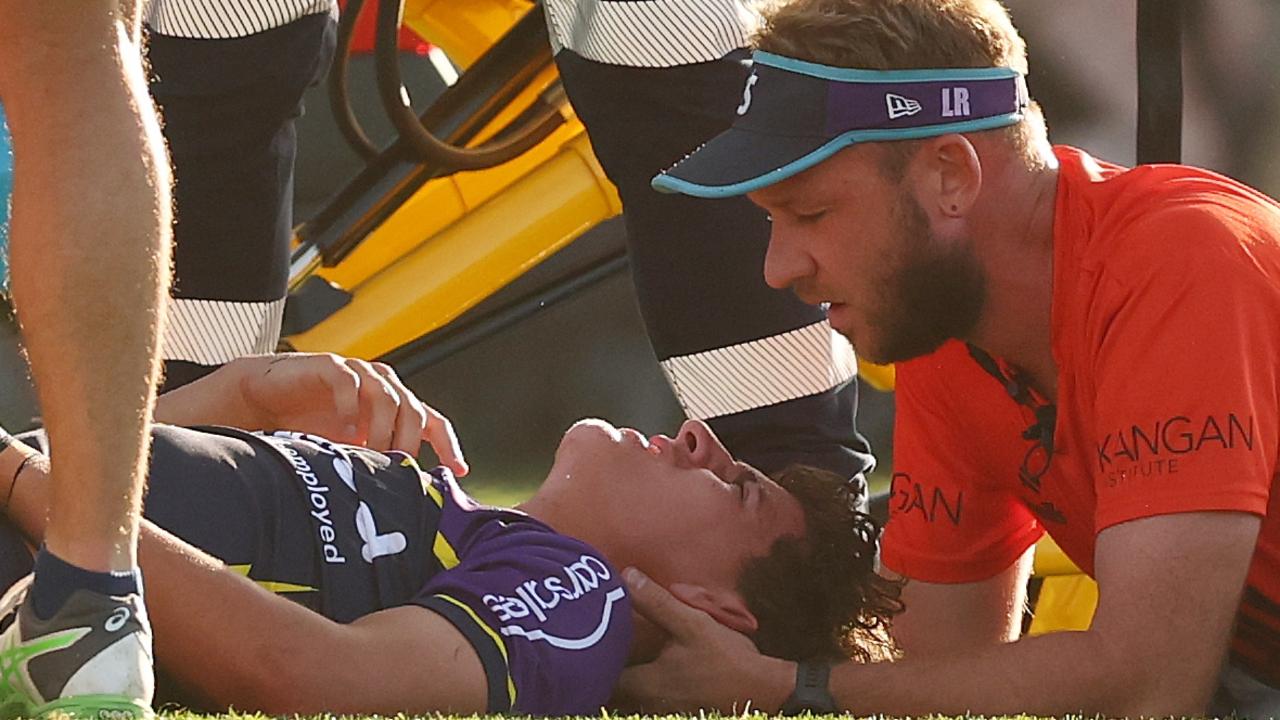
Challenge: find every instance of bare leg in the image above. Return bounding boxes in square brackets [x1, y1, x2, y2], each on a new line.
[0, 0, 170, 572]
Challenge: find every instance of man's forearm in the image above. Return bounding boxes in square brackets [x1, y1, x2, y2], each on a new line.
[152, 359, 256, 428]
[753, 517, 1248, 720]
[835, 630, 1139, 716]
[732, 554, 1132, 718]
[743, 628, 1192, 718]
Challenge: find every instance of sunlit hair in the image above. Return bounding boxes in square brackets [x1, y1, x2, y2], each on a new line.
[738, 465, 903, 662]
[754, 0, 1049, 174]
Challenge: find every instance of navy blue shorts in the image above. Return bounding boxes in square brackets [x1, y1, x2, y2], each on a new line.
[149, 14, 336, 390]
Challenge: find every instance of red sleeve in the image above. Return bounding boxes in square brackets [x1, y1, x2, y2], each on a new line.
[882, 342, 1044, 583]
[1088, 205, 1280, 531]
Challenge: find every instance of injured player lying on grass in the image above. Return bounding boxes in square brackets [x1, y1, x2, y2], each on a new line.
[0, 352, 900, 716]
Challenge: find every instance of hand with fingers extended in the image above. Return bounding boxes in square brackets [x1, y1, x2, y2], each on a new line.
[234, 353, 468, 475]
[615, 568, 795, 714]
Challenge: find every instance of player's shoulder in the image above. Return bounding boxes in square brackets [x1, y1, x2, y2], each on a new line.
[1059, 146, 1280, 279]
[1093, 187, 1280, 313]
[416, 482, 632, 715]
[425, 465, 629, 639]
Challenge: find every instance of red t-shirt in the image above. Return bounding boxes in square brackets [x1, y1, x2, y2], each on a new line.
[883, 146, 1280, 684]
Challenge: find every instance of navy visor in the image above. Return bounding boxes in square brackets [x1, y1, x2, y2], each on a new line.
[652, 51, 1029, 198]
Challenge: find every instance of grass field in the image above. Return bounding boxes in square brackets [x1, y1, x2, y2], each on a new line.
[157, 707, 1059, 712]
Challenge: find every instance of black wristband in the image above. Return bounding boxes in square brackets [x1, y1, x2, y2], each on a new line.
[4, 453, 33, 509]
[780, 659, 837, 715]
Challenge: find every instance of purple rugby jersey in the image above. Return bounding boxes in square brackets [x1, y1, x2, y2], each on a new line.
[142, 426, 633, 715]
[257, 431, 635, 715]
[249, 427, 634, 712]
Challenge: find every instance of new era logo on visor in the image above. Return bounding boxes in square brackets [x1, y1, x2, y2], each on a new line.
[885, 93, 922, 120]
[737, 72, 759, 116]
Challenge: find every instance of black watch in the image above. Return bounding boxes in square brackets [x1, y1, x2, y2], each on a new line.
[779, 659, 838, 715]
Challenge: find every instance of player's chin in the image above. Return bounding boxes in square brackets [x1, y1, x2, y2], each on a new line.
[568, 417, 621, 438]
[553, 418, 623, 465]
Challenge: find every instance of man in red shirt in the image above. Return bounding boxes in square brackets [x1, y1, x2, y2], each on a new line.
[615, 0, 1280, 717]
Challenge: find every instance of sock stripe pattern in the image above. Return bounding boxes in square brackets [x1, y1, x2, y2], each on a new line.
[660, 320, 858, 420]
[143, 0, 336, 39]
[161, 297, 286, 367]
[544, 0, 758, 67]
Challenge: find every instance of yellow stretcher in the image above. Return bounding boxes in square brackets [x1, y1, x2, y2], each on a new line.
[285, 0, 1089, 634]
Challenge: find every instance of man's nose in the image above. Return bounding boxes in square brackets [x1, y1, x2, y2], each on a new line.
[762, 229, 815, 291]
[674, 419, 734, 473]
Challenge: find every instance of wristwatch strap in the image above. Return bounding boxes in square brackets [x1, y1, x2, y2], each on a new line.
[780, 659, 838, 715]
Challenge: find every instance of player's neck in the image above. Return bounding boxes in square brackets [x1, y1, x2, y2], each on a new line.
[514, 492, 559, 532]
[518, 488, 624, 565]
[964, 158, 1060, 398]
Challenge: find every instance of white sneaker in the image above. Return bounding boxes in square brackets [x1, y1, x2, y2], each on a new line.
[0, 574, 154, 719]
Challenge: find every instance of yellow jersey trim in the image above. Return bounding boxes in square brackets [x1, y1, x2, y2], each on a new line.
[432, 593, 518, 707]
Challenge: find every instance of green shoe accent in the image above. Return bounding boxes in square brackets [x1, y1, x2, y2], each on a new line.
[0, 627, 91, 719]
[36, 693, 154, 720]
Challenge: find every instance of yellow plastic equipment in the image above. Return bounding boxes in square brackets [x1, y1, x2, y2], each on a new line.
[1030, 536, 1098, 634]
[288, 0, 604, 358]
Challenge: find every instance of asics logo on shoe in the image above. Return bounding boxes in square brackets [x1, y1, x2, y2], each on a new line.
[104, 608, 130, 633]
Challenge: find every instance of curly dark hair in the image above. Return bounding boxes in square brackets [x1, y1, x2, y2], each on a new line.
[738, 465, 904, 662]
